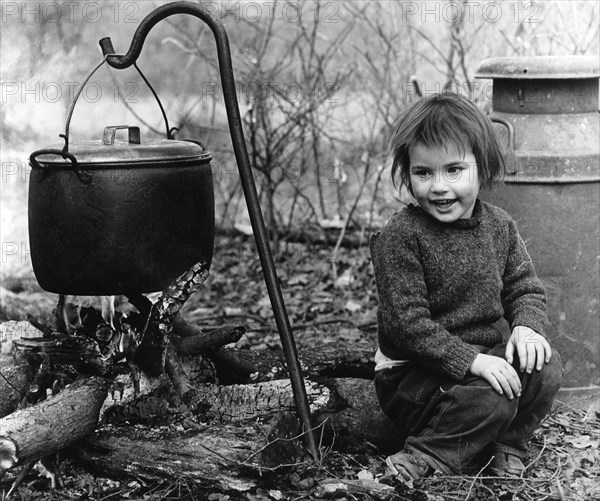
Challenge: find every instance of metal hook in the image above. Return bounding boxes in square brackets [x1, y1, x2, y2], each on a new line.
[98, 1, 318, 459]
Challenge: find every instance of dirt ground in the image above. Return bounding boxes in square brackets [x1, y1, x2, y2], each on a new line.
[1, 235, 599, 500]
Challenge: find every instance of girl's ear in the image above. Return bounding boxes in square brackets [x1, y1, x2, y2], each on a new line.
[398, 183, 417, 205]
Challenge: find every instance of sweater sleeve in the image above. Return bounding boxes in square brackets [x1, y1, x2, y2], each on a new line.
[371, 226, 480, 381]
[501, 219, 548, 336]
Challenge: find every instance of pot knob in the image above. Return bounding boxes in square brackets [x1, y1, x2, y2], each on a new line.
[102, 125, 141, 146]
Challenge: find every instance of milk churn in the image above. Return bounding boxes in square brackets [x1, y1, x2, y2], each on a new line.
[476, 56, 599, 390]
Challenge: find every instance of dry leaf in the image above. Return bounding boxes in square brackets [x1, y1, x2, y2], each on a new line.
[344, 300, 362, 313]
[566, 434, 599, 449]
[357, 469, 374, 481]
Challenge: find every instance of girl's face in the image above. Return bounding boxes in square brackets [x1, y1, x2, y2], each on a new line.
[408, 142, 480, 223]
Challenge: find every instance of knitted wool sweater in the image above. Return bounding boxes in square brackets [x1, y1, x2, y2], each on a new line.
[370, 199, 548, 381]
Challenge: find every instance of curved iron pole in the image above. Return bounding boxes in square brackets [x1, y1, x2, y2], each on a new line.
[99, 1, 317, 458]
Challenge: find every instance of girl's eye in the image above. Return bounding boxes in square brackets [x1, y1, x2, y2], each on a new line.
[446, 166, 465, 177]
[412, 170, 430, 178]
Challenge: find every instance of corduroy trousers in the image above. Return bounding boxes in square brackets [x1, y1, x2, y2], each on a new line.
[374, 343, 563, 474]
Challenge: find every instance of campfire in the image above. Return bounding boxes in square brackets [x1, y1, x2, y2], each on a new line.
[1, 2, 323, 494]
[0, 252, 390, 496]
[0, 260, 253, 486]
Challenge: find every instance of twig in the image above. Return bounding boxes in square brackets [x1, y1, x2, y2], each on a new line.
[5, 461, 35, 499]
[555, 478, 567, 501]
[0, 370, 29, 401]
[242, 420, 329, 465]
[316, 419, 335, 469]
[464, 456, 494, 501]
[187, 312, 267, 326]
[553, 391, 600, 413]
[524, 435, 547, 474]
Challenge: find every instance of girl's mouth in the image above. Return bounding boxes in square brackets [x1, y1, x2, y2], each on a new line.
[431, 199, 456, 210]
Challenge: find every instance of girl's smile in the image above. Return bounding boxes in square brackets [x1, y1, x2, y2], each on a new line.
[408, 142, 480, 223]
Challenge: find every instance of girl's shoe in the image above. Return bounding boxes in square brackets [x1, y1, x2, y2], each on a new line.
[488, 452, 525, 477]
[385, 451, 437, 481]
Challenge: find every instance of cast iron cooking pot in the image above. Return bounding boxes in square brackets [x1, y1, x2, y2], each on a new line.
[28, 125, 214, 296]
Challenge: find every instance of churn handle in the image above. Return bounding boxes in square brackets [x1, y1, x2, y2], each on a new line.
[99, 1, 318, 459]
[490, 115, 518, 174]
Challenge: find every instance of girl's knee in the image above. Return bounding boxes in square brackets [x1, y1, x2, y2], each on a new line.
[484, 390, 519, 423]
[521, 348, 563, 400]
[460, 385, 518, 425]
[540, 349, 563, 390]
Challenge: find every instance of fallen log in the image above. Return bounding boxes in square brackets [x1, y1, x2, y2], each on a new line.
[0, 376, 110, 473]
[74, 423, 281, 494]
[0, 359, 34, 418]
[236, 346, 375, 382]
[2, 346, 399, 490]
[72, 377, 403, 491]
[98, 344, 377, 425]
[1, 304, 391, 492]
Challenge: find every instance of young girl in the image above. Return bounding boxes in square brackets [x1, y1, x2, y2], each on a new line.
[371, 92, 562, 480]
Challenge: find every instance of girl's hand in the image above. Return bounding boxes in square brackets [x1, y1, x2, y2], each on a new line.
[469, 353, 522, 399]
[505, 326, 552, 374]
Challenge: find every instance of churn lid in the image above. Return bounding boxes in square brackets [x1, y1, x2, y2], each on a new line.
[31, 126, 211, 168]
[475, 55, 600, 80]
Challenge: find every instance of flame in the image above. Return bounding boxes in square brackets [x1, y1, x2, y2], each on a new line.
[101, 296, 116, 330]
[62, 296, 117, 335]
[62, 295, 82, 334]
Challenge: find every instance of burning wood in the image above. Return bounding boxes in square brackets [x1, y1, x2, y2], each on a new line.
[0, 260, 260, 482]
[0, 256, 391, 496]
[134, 260, 210, 376]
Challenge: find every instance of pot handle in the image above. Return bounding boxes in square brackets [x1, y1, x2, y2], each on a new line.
[29, 148, 92, 184]
[103, 126, 141, 145]
[61, 57, 172, 153]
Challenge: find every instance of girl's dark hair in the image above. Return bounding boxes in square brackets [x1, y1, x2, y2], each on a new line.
[389, 92, 506, 191]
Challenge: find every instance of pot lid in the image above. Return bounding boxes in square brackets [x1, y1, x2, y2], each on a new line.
[32, 126, 211, 167]
[475, 55, 600, 80]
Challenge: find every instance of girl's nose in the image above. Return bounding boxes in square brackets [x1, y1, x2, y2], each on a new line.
[431, 178, 449, 193]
